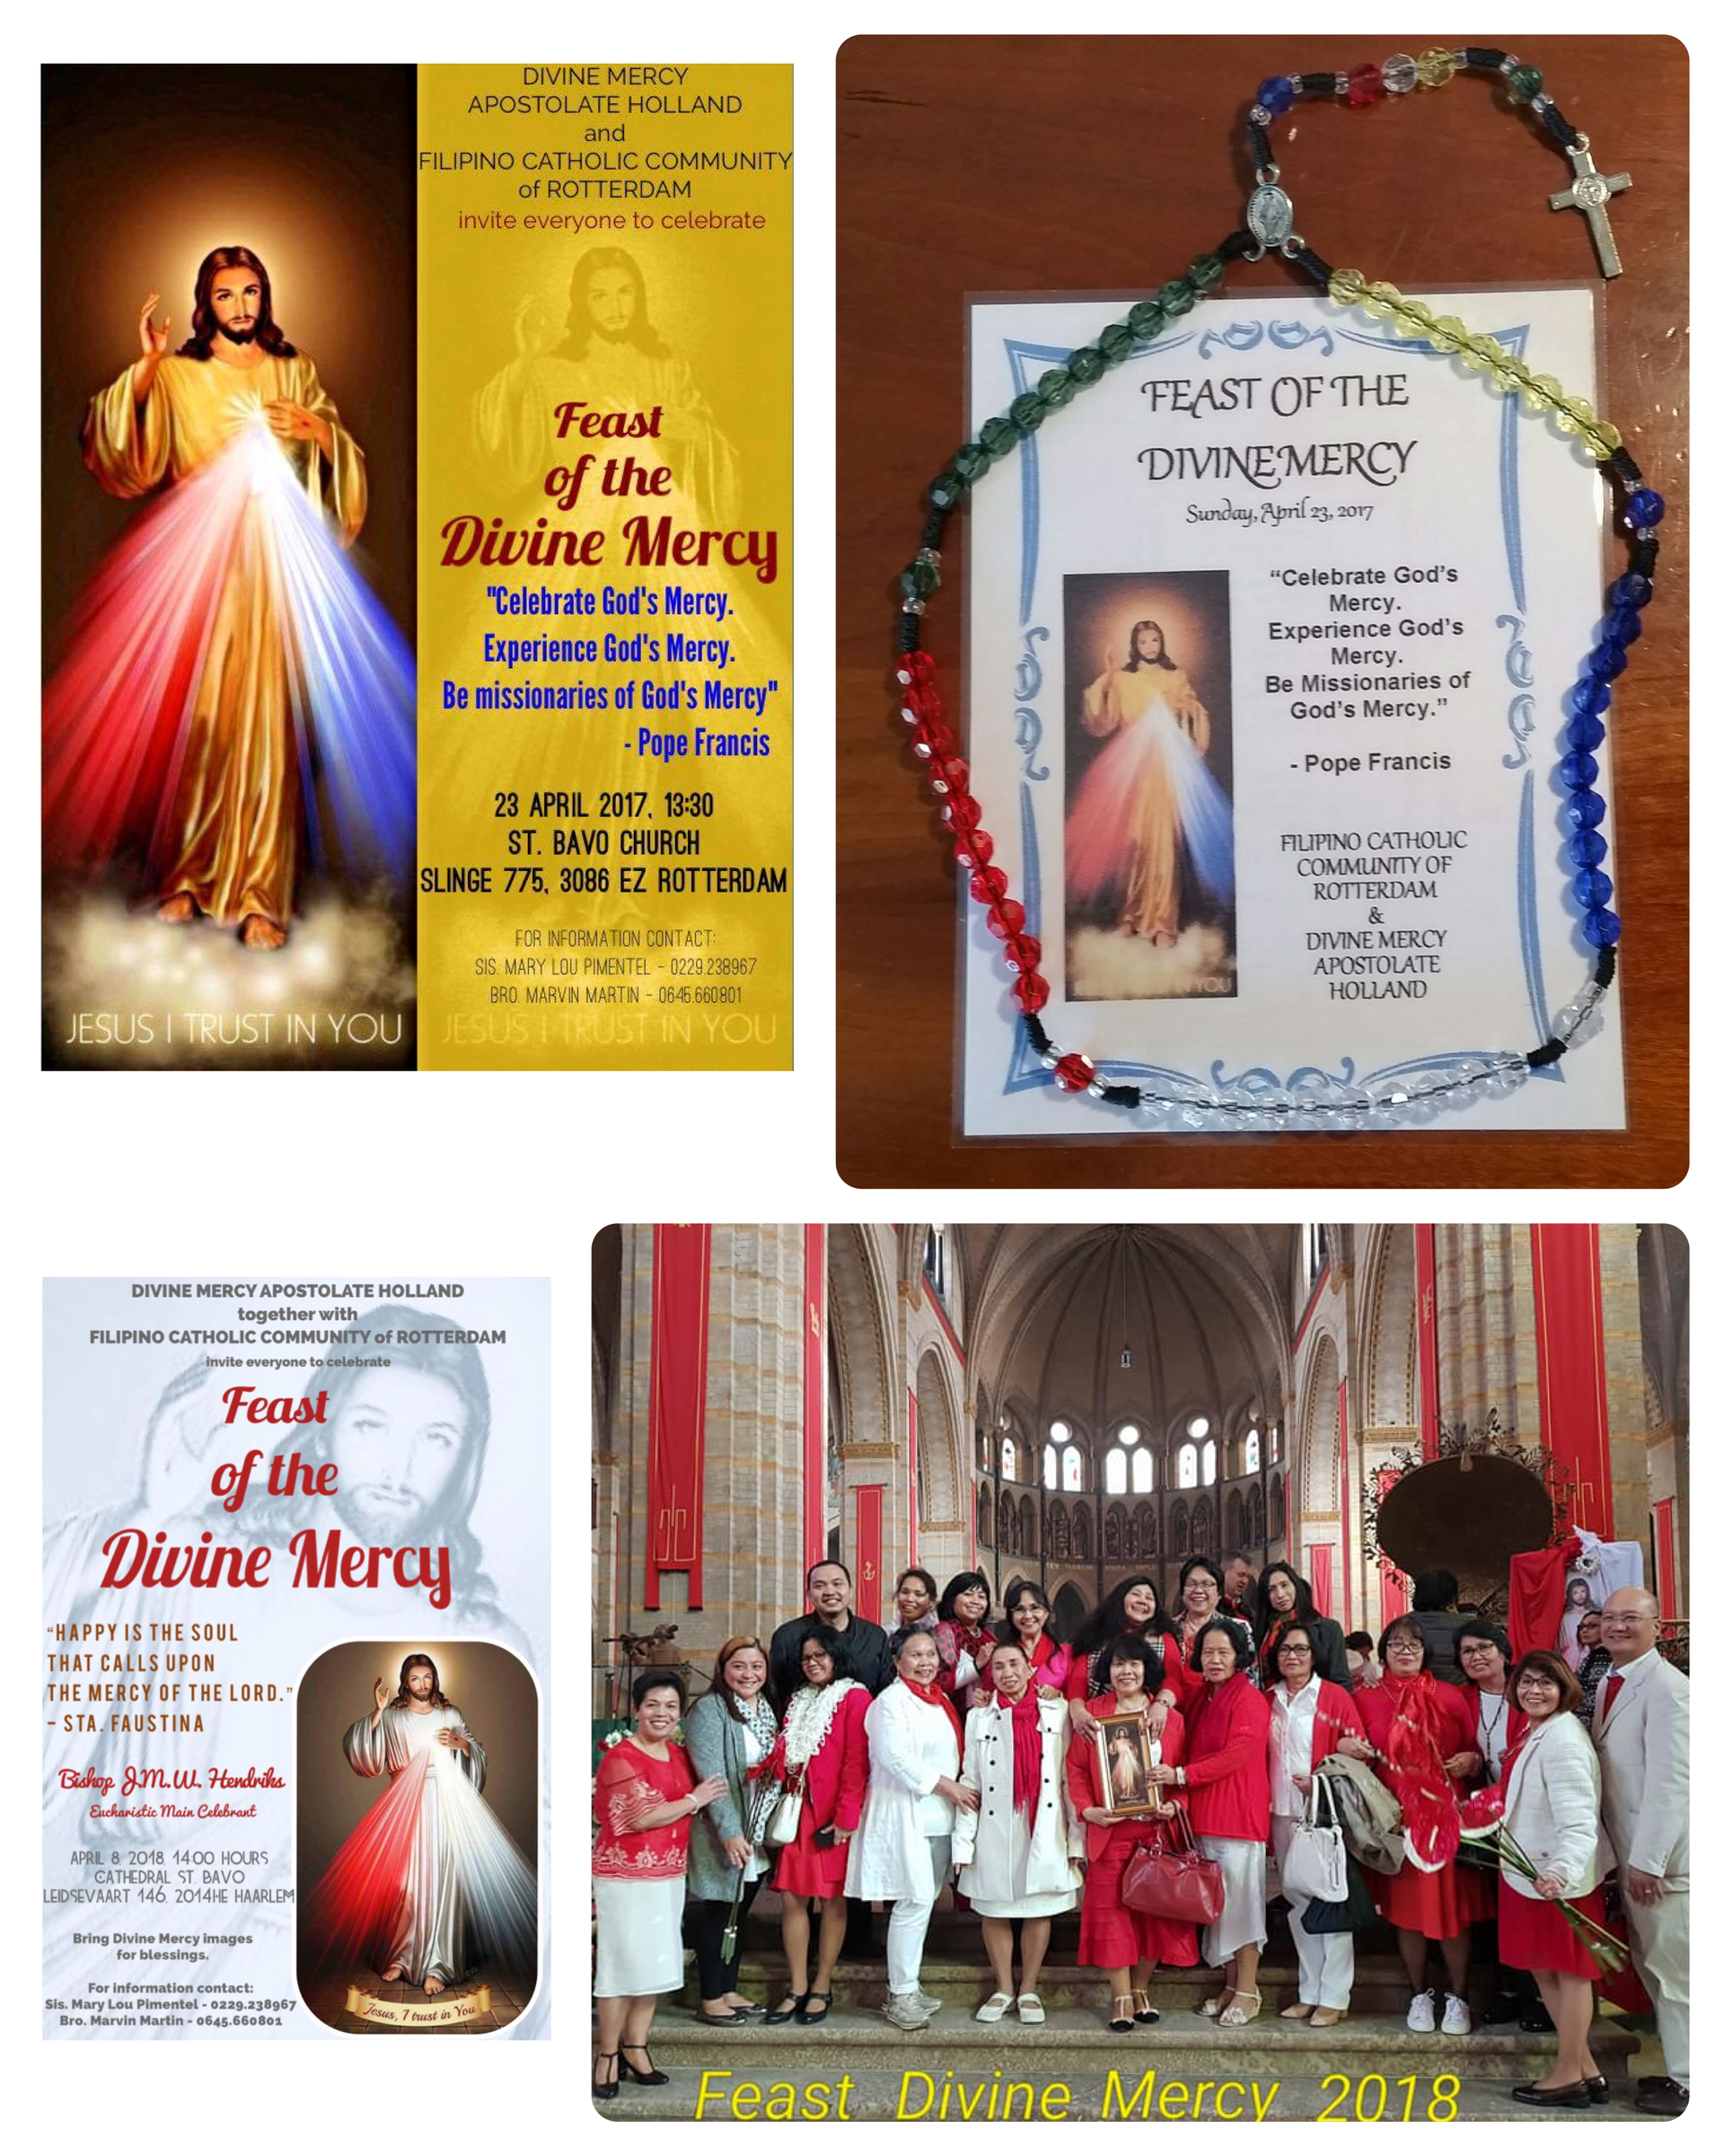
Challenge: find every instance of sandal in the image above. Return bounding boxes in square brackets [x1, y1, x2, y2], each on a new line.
[1197, 1988, 1232, 2018]
[764, 1992, 807, 2024]
[1016, 1993, 1046, 2024]
[1218, 1990, 1262, 2028]
[1280, 2002, 1316, 2021]
[1132, 1989, 1160, 2026]
[798, 1990, 833, 2026]
[975, 1992, 1013, 2023]
[1109, 1993, 1137, 2033]
[592, 2051, 620, 2102]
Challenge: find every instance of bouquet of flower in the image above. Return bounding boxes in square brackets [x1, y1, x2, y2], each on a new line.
[1457, 1788, 1626, 1975]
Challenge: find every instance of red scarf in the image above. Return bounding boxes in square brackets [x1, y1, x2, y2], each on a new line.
[1002, 1686, 1043, 1812]
[937, 1619, 991, 1695]
[1381, 1671, 1462, 1871]
[902, 1674, 964, 1750]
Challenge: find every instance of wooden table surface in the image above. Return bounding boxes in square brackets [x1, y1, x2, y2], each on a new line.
[836, 35, 1687, 1190]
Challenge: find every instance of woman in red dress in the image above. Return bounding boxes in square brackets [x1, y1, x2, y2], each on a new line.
[1355, 1616, 1492, 2036]
[592, 1668, 727, 2099]
[760, 1624, 870, 2026]
[1066, 1634, 1200, 2030]
[1462, 1650, 1614, 2108]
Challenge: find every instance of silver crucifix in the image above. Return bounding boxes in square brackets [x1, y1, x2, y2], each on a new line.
[1549, 135, 1632, 278]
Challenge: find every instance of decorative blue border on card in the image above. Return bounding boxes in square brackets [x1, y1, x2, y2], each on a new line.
[988, 309, 1570, 1103]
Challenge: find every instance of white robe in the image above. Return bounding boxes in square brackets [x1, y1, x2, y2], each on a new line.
[951, 1694, 1083, 1907]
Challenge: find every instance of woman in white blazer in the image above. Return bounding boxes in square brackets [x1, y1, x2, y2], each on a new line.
[952, 1639, 1083, 2023]
[1466, 1649, 1615, 2110]
[845, 1630, 980, 2030]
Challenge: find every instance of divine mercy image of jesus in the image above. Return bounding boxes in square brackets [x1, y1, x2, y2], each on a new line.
[1062, 571, 1236, 1003]
[299, 1646, 539, 2032]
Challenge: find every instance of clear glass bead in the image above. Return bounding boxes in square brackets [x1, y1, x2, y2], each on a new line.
[1427, 315, 1466, 354]
[1329, 1084, 1369, 1132]
[1553, 997, 1605, 1048]
[1383, 53, 1419, 93]
[1135, 1090, 1176, 1129]
[1364, 1075, 1415, 1124]
[1480, 1052, 1529, 1098]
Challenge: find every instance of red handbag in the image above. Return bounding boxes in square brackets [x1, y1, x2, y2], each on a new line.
[1120, 1807, 1225, 1925]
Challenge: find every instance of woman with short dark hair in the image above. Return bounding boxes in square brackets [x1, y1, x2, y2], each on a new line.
[933, 1571, 996, 1712]
[1267, 1623, 1370, 2026]
[593, 1668, 728, 2099]
[684, 1637, 779, 2024]
[1462, 1650, 1614, 2108]
[997, 1579, 1070, 1692]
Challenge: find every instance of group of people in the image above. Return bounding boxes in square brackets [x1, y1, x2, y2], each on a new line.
[592, 1554, 1688, 2116]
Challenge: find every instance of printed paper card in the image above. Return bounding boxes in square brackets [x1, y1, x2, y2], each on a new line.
[959, 286, 1625, 1138]
[41, 62, 790, 1072]
[42, 1278, 550, 2038]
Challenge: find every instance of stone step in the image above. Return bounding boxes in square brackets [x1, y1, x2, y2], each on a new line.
[614, 2006, 1641, 2121]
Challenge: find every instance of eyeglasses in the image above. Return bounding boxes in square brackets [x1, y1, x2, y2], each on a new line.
[1280, 1644, 1313, 1656]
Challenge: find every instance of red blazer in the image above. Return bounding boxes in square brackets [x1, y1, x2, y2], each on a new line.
[1065, 1693, 1190, 1861]
[1182, 1673, 1271, 1841]
[1356, 1676, 1476, 1803]
[1158, 1626, 1208, 1715]
[790, 1684, 870, 1833]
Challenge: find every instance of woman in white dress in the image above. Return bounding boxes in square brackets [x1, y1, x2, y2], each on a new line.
[846, 1630, 980, 2030]
[952, 1639, 1083, 2024]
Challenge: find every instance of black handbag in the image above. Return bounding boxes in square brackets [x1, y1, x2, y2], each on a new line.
[1299, 1852, 1377, 1935]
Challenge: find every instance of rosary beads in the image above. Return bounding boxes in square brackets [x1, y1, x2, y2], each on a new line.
[891, 61, 1661, 1133]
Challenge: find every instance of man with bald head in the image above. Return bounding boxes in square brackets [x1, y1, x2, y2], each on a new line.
[1591, 1587, 1688, 2115]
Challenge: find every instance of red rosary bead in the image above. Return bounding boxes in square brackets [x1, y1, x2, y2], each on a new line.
[1053, 1052, 1095, 1093]
[1345, 62, 1385, 105]
[969, 866, 1009, 904]
[1012, 972, 1051, 1014]
[941, 793, 982, 832]
[894, 650, 938, 689]
[911, 716, 954, 761]
[899, 683, 945, 728]
[954, 828, 993, 868]
[1001, 933, 1042, 974]
[929, 754, 970, 796]
[986, 899, 1026, 939]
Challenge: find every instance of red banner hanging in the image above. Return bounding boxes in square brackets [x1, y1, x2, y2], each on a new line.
[854, 1484, 884, 1623]
[645, 1223, 711, 1608]
[1530, 1224, 1614, 1536]
[804, 1226, 827, 1584]
[1310, 1542, 1333, 1616]
[1338, 1374, 1352, 1628]
[1414, 1224, 1441, 1461]
[1652, 1496, 1676, 1609]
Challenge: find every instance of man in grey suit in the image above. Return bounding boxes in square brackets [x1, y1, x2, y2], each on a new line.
[1592, 1587, 1689, 2116]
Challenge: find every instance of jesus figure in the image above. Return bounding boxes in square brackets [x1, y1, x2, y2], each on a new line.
[55, 244, 383, 948]
[321, 1652, 537, 1995]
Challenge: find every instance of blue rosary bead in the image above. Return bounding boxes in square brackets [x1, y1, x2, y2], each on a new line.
[1570, 675, 1612, 718]
[1624, 487, 1664, 528]
[1567, 830, 1608, 870]
[1562, 789, 1607, 833]
[1560, 750, 1598, 790]
[1568, 711, 1607, 752]
[1605, 603, 1642, 648]
[1573, 867, 1614, 909]
[1257, 75, 1297, 114]
[1582, 906, 1622, 949]
[1610, 570, 1653, 610]
[1586, 638, 1628, 681]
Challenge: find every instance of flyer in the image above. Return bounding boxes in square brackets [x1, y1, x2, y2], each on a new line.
[958, 286, 1627, 1139]
[42, 1277, 550, 2038]
[40, 61, 791, 1071]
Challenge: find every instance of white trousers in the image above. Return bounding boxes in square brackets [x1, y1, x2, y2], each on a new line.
[885, 1834, 951, 1997]
[1271, 1815, 1355, 2010]
[1625, 1886, 1689, 2085]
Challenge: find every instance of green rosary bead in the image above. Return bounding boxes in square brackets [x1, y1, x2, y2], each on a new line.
[980, 414, 1020, 458]
[928, 469, 968, 513]
[952, 442, 991, 483]
[1158, 277, 1196, 317]
[1189, 253, 1225, 293]
[1068, 346, 1106, 384]
[1036, 365, 1076, 407]
[899, 555, 940, 600]
[1506, 62, 1543, 104]
[1009, 391, 1047, 433]
[1127, 300, 1165, 340]
[1097, 321, 1135, 365]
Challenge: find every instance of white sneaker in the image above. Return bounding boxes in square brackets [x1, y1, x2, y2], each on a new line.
[884, 1992, 932, 2030]
[1441, 1993, 1473, 2036]
[1406, 1988, 1438, 2034]
[913, 1989, 945, 2015]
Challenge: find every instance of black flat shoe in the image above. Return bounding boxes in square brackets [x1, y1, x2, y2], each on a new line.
[592, 2052, 620, 2101]
[1510, 2082, 1589, 2110]
[1518, 2007, 1556, 2033]
[764, 1993, 807, 2025]
[799, 1989, 833, 2025]
[1585, 2075, 1609, 2106]
[693, 2008, 751, 2026]
[619, 2046, 669, 2086]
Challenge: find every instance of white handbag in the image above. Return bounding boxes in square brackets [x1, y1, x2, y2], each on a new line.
[765, 1786, 803, 1846]
[1282, 1773, 1349, 1904]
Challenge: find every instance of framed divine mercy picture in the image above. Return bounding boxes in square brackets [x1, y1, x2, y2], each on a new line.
[1092, 1711, 1164, 1818]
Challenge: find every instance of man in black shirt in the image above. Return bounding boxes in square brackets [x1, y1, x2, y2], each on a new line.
[769, 1560, 894, 1708]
